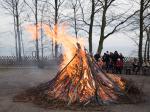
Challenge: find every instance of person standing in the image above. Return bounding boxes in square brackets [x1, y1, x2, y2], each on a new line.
[109, 52, 114, 73]
[116, 58, 124, 74]
[105, 51, 110, 72]
[94, 52, 100, 62]
[112, 51, 119, 73]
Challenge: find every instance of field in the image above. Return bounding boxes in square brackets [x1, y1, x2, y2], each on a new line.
[0, 67, 150, 112]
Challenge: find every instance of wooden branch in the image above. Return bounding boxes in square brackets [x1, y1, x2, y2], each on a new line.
[97, 0, 104, 7]
[94, 6, 103, 14]
[0, 1, 14, 15]
[122, 31, 139, 46]
[77, 27, 89, 34]
[18, 2, 26, 16]
[143, 0, 150, 11]
[104, 10, 139, 39]
[143, 12, 150, 19]
[107, 0, 115, 9]
[24, 0, 35, 14]
[58, 0, 65, 9]
[106, 6, 133, 26]
[78, 0, 90, 26]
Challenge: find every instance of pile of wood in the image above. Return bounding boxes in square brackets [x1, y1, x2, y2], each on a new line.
[14, 44, 142, 107]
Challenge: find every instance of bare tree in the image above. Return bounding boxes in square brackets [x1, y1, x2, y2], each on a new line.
[138, 0, 144, 66]
[96, 0, 139, 54]
[88, 0, 96, 53]
[129, 0, 150, 65]
[39, 2, 46, 59]
[139, 0, 150, 65]
[24, 0, 40, 61]
[79, 0, 102, 53]
[54, 0, 58, 58]
[145, 27, 150, 61]
[79, 0, 137, 54]
[123, 0, 150, 64]
[68, 0, 79, 38]
[35, 0, 39, 61]
[13, 1, 18, 59]
[0, 0, 25, 61]
[43, 0, 65, 58]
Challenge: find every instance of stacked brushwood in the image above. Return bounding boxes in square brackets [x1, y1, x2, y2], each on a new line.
[14, 45, 143, 108]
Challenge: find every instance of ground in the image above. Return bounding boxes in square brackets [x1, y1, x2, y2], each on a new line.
[0, 67, 150, 112]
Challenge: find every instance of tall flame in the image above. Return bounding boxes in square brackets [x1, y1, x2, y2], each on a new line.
[26, 23, 86, 67]
[25, 23, 128, 105]
[42, 24, 86, 68]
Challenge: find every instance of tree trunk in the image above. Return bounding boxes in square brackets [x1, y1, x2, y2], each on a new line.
[144, 36, 148, 61]
[88, 0, 95, 53]
[138, 0, 144, 66]
[16, 4, 22, 61]
[97, 1, 107, 54]
[12, 0, 18, 59]
[40, 3, 46, 59]
[20, 28, 25, 56]
[48, 20, 54, 57]
[52, 39, 54, 57]
[13, 15, 18, 58]
[55, 0, 58, 58]
[147, 39, 150, 60]
[55, 42, 58, 58]
[97, 36, 104, 54]
[147, 28, 150, 60]
[35, 0, 39, 62]
[41, 19, 44, 59]
[73, 6, 78, 38]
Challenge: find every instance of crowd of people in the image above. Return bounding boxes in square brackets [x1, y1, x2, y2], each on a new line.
[94, 51, 124, 74]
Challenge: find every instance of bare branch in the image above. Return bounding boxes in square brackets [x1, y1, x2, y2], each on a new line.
[105, 10, 140, 39]
[24, 0, 35, 14]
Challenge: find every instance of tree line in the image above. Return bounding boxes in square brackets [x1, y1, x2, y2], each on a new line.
[0, 0, 149, 66]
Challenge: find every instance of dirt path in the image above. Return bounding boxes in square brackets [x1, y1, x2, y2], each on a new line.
[0, 68, 150, 112]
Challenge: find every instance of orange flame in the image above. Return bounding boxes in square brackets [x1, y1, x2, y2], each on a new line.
[26, 23, 126, 104]
[26, 23, 86, 68]
[42, 24, 86, 68]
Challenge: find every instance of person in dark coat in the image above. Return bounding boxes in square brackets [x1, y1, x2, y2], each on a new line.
[109, 52, 114, 73]
[112, 51, 119, 73]
[94, 52, 100, 62]
[104, 51, 110, 72]
[113, 51, 119, 63]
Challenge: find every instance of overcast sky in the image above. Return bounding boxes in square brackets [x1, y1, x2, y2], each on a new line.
[0, 0, 139, 57]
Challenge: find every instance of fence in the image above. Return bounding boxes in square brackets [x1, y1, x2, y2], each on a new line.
[0, 56, 56, 66]
[0, 56, 149, 75]
[0, 56, 135, 66]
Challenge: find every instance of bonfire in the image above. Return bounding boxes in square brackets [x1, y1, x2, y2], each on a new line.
[14, 24, 142, 108]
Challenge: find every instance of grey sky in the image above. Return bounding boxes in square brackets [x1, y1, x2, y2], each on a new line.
[0, 0, 140, 57]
